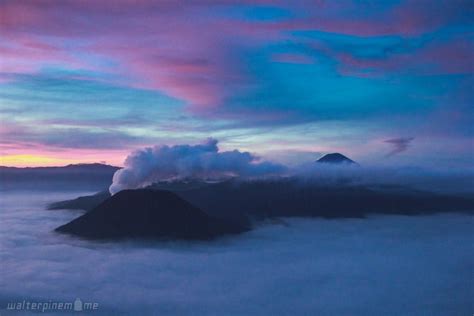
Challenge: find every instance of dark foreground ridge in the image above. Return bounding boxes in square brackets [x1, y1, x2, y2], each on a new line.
[55, 189, 249, 240]
[48, 190, 110, 211]
[316, 153, 356, 164]
[52, 179, 474, 220]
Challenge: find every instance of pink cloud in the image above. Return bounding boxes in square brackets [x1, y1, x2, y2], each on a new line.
[1, 0, 472, 108]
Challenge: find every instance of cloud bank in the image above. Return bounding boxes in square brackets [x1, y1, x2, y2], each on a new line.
[294, 162, 474, 195]
[0, 191, 472, 315]
[110, 138, 286, 194]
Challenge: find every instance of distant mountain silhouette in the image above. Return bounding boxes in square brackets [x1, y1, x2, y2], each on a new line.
[0, 163, 119, 173]
[0, 163, 119, 190]
[55, 189, 249, 240]
[316, 153, 356, 164]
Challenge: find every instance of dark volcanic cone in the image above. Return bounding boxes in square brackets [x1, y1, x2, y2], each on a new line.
[55, 189, 249, 240]
[316, 153, 356, 164]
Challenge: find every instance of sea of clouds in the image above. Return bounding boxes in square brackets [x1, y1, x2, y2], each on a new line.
[0, 189, 472, 315]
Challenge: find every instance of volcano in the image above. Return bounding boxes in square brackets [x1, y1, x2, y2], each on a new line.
[55, 189, 249, 240]
[316, 153, 356, 164]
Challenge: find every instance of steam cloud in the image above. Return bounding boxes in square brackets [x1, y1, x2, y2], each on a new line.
[110, 137, 473, 195]
[110, 138, 286, 194]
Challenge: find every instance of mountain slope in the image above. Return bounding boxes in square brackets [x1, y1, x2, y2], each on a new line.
[51, 179, 474, 220]
[55, 189, 249, 240]
[316, 153, 356, 164]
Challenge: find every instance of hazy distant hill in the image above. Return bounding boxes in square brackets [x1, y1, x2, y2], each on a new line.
[0, 163, 119, 190]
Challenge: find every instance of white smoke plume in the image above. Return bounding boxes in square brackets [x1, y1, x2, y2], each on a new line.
[110, 138, 474, 195]
[110, 138, 286, 194]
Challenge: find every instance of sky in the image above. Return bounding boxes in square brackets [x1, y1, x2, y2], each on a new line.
[0, 0, 473, 168]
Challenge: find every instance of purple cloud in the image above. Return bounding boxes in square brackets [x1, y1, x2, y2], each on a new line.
[1, 0, 472, 110]
[384, 137, 415, 157]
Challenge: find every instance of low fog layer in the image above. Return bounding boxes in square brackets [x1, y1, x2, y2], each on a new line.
[110, 139, 474, 195]
[1, 190, 472, 315]
[293, 163, 474, 194]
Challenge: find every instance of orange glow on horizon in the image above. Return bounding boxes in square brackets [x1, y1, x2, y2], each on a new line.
[0, 154, 124, 167]
[0, 154, 85, 167]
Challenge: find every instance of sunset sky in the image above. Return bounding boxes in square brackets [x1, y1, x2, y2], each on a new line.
[0, 0, 472, 167]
